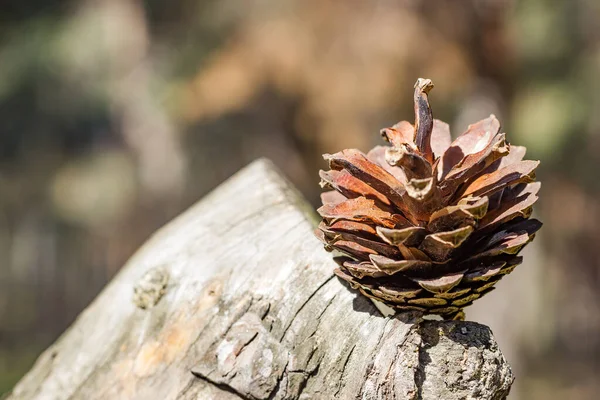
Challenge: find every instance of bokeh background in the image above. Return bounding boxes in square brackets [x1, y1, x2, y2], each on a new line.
[1, 0, 599, 398]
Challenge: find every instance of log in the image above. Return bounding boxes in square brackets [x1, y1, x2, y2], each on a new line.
[6, 159, 514, 400]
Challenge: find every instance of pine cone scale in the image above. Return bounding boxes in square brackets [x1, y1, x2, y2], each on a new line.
[461, 160, 539, 198]
[325, 150, 418, 220]
[376, 226, 427, 247]
[437, 115, 501, 180]
[480, 184, 540, 231]
[317, 197, 396, 228]
[439, 133, 509, 198]
[369, 254, 433, 276]
[319, 169, 392, 206]
[430, 119, 452, 159]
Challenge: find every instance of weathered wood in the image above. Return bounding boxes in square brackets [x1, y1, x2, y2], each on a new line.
[6, 159, 514, 400]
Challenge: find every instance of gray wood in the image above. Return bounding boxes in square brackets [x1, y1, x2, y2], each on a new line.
[6, 159, 514, 400]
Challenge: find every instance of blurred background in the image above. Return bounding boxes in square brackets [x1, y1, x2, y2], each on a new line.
[0, 0, 599, 398]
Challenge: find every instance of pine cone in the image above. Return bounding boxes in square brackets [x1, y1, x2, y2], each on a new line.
[316, 78, 542, 320]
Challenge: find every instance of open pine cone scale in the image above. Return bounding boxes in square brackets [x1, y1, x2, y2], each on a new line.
[316, 78, 542, 320]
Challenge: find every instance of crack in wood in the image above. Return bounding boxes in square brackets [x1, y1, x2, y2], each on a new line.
[266, 359, 290, 400]
[193, 373, 254, 400]
[294, 360, 321, 398]
[279, 275, 335, 342]
[414, 323, 426, 400]
[383, 345, 398, 399]
[333, 344, 356, 397]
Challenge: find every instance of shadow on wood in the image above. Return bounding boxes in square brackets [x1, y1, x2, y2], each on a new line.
[6, 159, 513, 400]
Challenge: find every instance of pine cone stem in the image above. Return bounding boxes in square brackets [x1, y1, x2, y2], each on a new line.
[413, 78, 435, 163]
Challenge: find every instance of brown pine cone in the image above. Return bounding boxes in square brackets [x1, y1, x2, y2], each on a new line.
[316, 78, 541, 320]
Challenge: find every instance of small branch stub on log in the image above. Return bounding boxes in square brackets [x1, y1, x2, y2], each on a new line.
[132, 266, 170, 309]
[7, 159, 513, 400]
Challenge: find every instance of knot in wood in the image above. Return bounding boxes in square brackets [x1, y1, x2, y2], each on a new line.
[132, 266, 169, 309]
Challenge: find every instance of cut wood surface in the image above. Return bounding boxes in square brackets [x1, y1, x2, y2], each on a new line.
[6, 159, 514, 400]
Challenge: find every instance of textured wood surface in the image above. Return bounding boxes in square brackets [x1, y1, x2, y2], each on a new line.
[7, 159, 513, 400]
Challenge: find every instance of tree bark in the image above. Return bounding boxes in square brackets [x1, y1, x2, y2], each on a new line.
[6, 159, 514, 400]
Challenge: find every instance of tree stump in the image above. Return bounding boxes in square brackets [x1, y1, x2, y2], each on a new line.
[6, 159, 514, 400]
